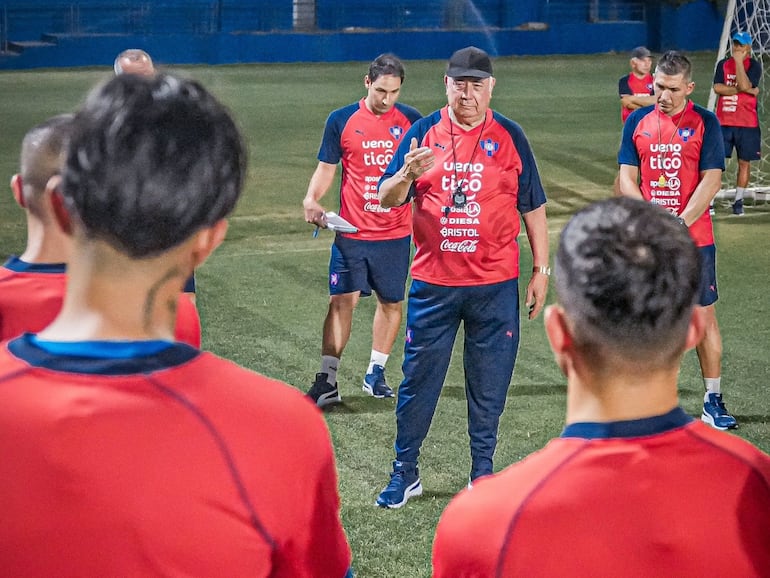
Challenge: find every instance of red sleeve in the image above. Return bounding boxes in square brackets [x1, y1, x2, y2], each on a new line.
[174, 293, 201, 348]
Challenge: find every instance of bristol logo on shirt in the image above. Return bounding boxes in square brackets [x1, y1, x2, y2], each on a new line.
[678, 128, 694, 142]
[390, 126, 404, 140]
[479, 138, 499, 157]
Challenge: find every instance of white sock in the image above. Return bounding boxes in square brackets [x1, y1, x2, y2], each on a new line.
[735, 187, 746, 201]
[704, 377, 721, 399]
[367, 350, 389, 374]
[321, 356, 339, 385]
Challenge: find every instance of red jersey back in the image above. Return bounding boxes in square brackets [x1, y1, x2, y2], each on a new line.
[0, 336, 351, 577]
[617, 101, 725, 247]
[618, 72, 654, 123]
[318, 99, 422, 241]
[0, 256, 201, 347]
[0, 257, 66, 341]
[433, 408, 770, 577]
[381, 108, 546, 286]
[714, 56, 761, 128]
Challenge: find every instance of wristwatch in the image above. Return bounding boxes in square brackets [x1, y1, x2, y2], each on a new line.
[533, 266, 551, 276]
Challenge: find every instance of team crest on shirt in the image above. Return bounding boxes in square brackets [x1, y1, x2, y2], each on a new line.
[678, 128, 694, 142]
[479, 138, 499, 157]
[390, 126, 404, 140]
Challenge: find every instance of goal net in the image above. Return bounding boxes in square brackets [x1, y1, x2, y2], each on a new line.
[709, 0, 770, 201]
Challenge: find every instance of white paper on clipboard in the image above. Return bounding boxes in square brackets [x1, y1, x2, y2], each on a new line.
[325, 212, 358, 233]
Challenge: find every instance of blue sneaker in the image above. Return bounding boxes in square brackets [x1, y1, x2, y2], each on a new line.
[702, 393, 738, 430]
[732, 199, 744, 215]
[376, 461, 422, 509]
[306, 373, 341, 408]
[362, 364, 394, 398]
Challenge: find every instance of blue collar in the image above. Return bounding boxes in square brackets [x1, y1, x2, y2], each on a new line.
[9, 333, 198, 375]
[3, 255, 66, 274]
[561, 407, 693, 439]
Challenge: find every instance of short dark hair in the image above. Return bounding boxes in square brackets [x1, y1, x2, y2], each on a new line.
[20, 114, 74, 207]
[655, 50, 692, 82]
[62, 73, 246, 258]
[554, 197, 700, 367]
[368, 53, 405, 83]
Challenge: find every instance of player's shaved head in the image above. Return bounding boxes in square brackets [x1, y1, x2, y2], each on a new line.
[554, 197, 700, 369]
[18, 114, 74, 213]
[114, 48, 155, 76]
[62, 73, 246, 258]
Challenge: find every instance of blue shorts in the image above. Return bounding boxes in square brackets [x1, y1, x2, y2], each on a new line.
[698, 245, 718, 307]
[328, 235, 411, 303]
[722, 126, 761, 162]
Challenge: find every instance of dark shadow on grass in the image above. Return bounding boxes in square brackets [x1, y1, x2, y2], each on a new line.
[320, 396, 396, 414]
[440, 383, 567, 399]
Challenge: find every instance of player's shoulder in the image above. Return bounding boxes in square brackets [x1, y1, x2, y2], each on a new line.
[687, 421, 770, 480]
[193, 352, 322, 418]
[394, 102, 423, 122]
[326, 101, 362, 124]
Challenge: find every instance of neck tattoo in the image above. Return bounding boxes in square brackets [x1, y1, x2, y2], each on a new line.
[657, 100, 687, 187]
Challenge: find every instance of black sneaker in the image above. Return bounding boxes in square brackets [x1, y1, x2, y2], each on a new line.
[307, 372, 341, 408]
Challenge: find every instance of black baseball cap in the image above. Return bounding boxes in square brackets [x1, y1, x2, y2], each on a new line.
[631, 46, 652, 59]
[446, 46, 493, 79]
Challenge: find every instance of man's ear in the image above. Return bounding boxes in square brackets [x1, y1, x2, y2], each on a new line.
[544, 304, 572, 355]
[10, 174, 25, 208]
[190, 219, 229, 268]
[47, 176, 73, 235]
[544, 304, 574, 377]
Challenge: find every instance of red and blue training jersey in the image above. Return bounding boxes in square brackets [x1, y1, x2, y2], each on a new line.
[618, 72, 654, 123]
[714, 56, 762, 128]
[0, 335, 352, 577]
[618, 101, 725, 247]
[318, 98, 422, 241]
[0, 256, 202, 347]
[433, 407, 770, 577]
[380, 107, 546, 286]
[0, 256, 66, 341]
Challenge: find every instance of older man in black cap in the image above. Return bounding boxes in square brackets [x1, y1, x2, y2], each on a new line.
[374, 46, 550, 508]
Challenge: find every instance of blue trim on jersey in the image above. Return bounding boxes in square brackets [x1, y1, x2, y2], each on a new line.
[618, 103, 725, 172]
[317, 101, 422, 166]
[318, 102, 360, 165]
[3, 255, 66, 274]
[492, 111, 547, 214]
[381, 108, 547, 212]
[9, 333, 198, 375]
[560, 407, 693, 440]
[713, 57, 762, 87]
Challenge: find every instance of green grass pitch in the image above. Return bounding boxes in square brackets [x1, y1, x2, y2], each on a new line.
[1, 52, 768, 576]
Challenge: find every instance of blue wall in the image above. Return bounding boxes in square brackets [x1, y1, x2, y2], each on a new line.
[0, 1, 724, 70]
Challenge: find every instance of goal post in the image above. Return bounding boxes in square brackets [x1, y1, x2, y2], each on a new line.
[709, 0, 770, 201]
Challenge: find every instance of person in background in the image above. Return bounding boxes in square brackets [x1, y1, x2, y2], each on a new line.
[614, 46, 656, 196]
[432, 197, 770, 577]
[375, 46, 549, 508]
[304, 53, 422, 408]
[0, 73, 352, 577]
[713, 31, 762, 216]
[1, 114, 200, 347]
[619, 46, 656, 123]
[114, 48, 155, 76]
[618, 50, 736, 431]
